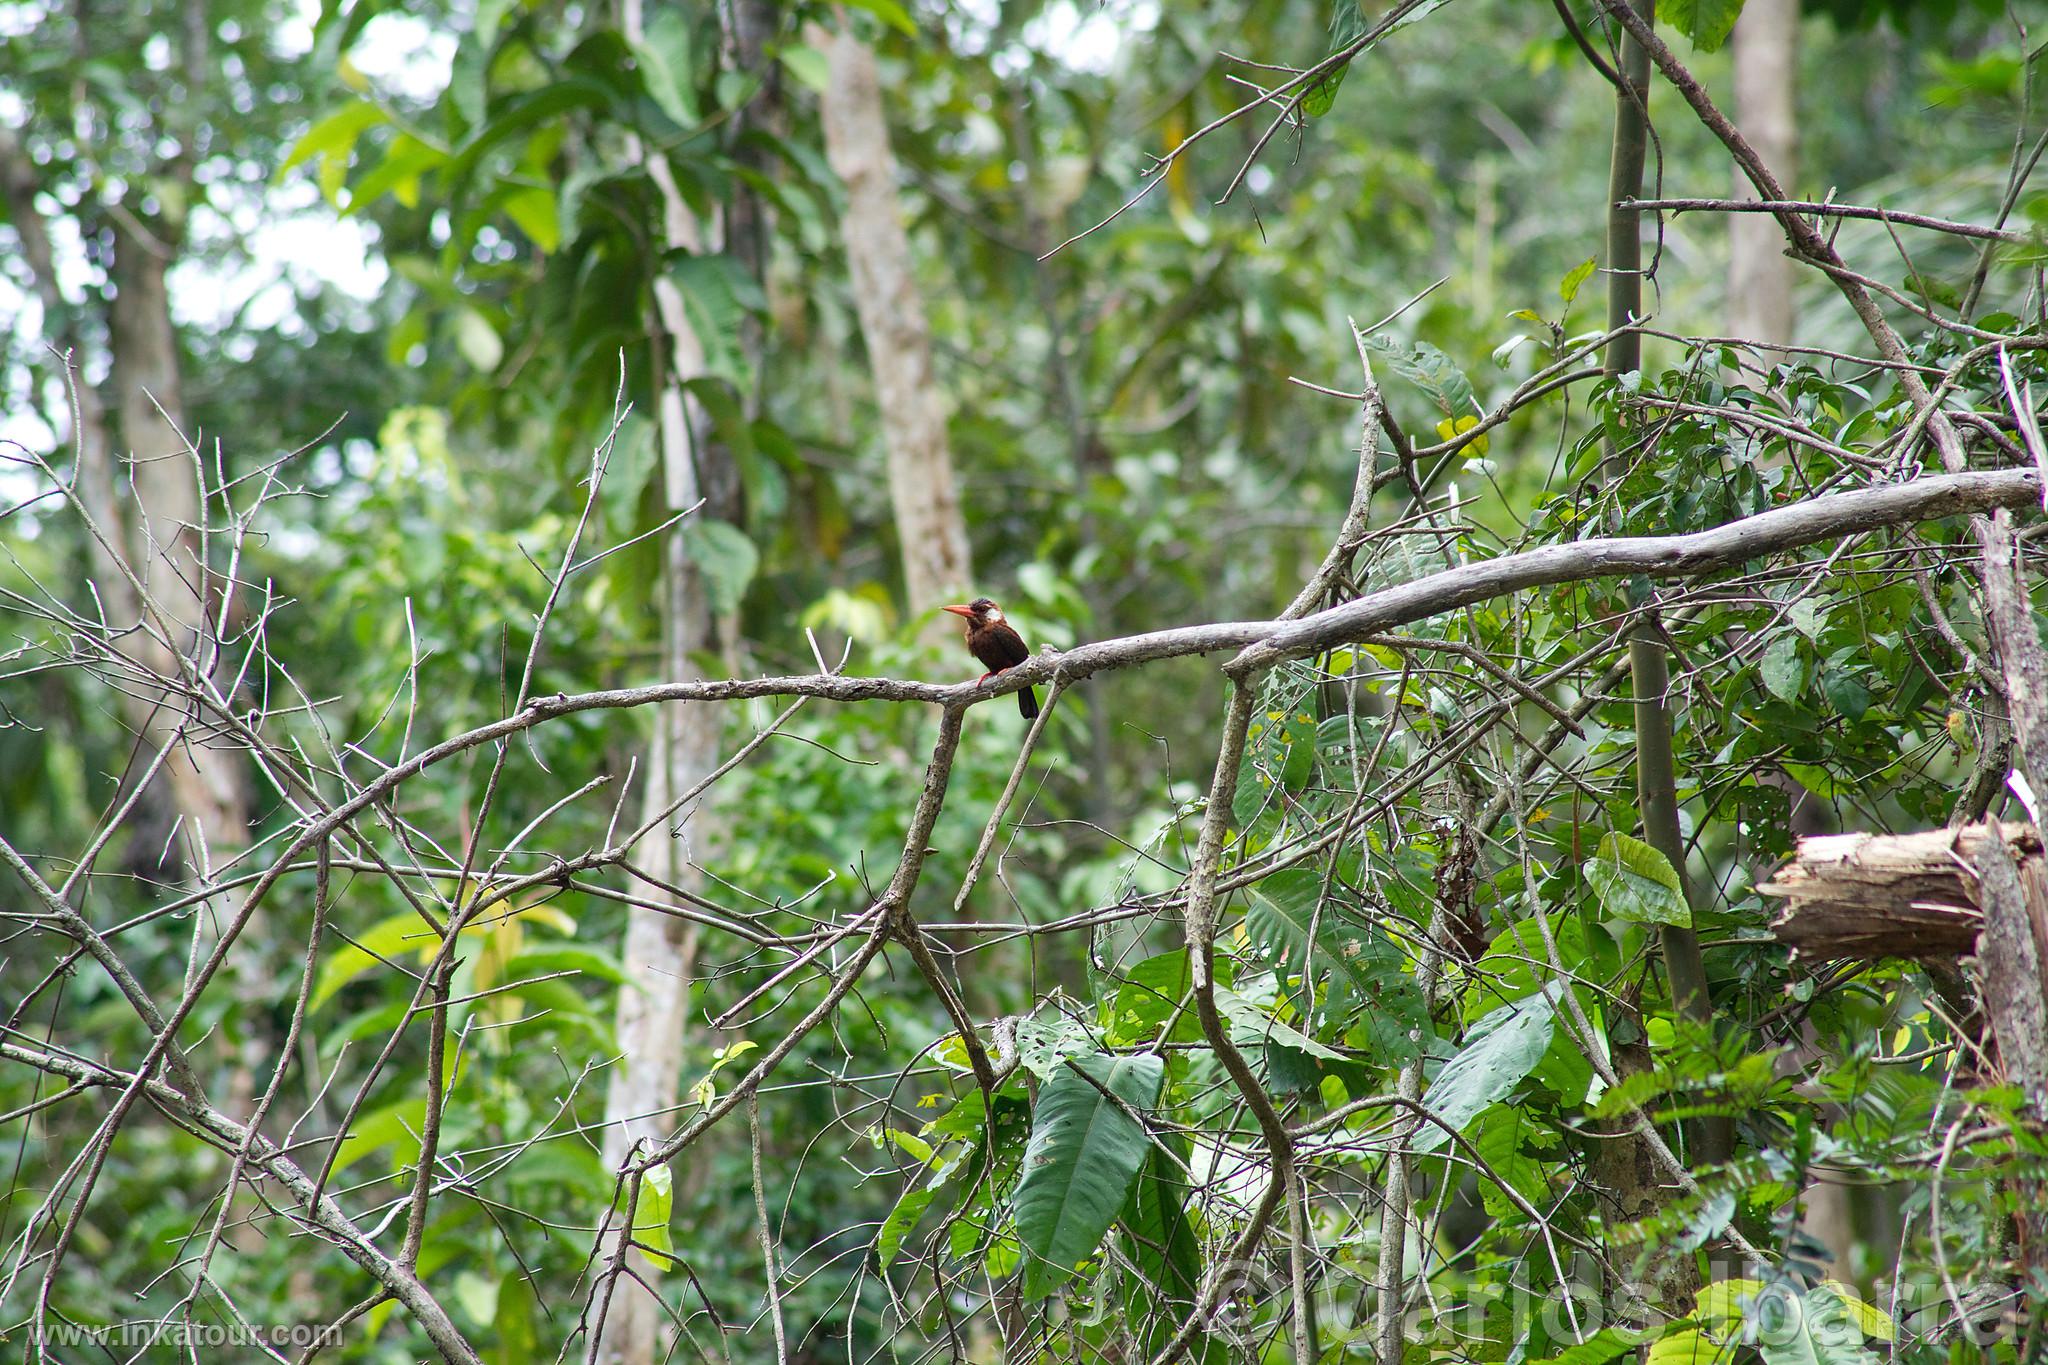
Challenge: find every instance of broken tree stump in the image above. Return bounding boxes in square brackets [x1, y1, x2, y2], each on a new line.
[1759, 822, 2039, 959]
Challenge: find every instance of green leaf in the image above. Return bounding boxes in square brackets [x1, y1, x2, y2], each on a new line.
[1665, 0, 1747, 53]
[876, 1184, 939, 1269]
[1647, 1330, 1725, 1365]
[1010, 1053, 1164, 1292]
[1301, 0, 1369, 118]
[777, 43, 831, 94]
[489, 1268, 541, 1365]
[1120, 1137, 1215, 1362]
[1244, 868, 1379, 1025]
[280, 101, 385, 176]
[1214, 980, 1346, 1060]
[1813, 1283, 1894, 1342]
[500, 185, 560, 252]
[1359, 331, 1481, 418]
[842, 0, 917, 34]
[1761, 634, 1807, 701]
[630, 7, 698, 125]
[1107, 951, 1195, 1046]
[1754, 1283, 1880, 1365]
[1470, 1102, 1550, 1219]
[1534, 1325, 1657, 1365]
[1584, 832, 1689, 927]
[636, 1165, 674, 1266]
[1414, 987, 1558, 1154]
[681, 519, 758, 616]
[1559, 255, 1598, 305]
[313, 912, 441, 1011]
[456, 307, 504, 372]
[1821, 668, 1869, 721]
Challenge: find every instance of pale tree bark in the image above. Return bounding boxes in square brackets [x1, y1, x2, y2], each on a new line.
[107, 221, 253, 908]
[1729, 0, 1799, 353]
[594, 4, 739, 1362]
[1728, 0, 1853, 1276]
[1, 131, 257, 1070]
[817, 15, 972, 623]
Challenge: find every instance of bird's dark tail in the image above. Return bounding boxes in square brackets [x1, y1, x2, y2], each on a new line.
[1018, 686, 1041, 720]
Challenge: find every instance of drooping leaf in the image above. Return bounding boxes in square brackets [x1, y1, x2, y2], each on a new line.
[1584, 832, 1689, 927]
[1414, 986, 1559, 1154]
[1664, 0, 1747, 52]
[1359, 331, 1481, 419]
[1010, 1052, 1164, 1293]
[1300, 0, 1370, 118]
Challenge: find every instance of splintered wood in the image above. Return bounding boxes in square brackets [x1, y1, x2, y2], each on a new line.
[1760, 823, 2042, 958]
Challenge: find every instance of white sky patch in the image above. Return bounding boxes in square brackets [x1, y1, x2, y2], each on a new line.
[349, 12, 457, 102]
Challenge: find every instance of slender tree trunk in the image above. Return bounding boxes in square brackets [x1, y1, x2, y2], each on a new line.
[818, 16, 972, 624]
[594, 2, 750, 1358]
[1728, 0, 1799, 356]
[1729, 0, 1860, 1273]
[1594, 0, 1719, 1316]
[108, 224, 253, 908]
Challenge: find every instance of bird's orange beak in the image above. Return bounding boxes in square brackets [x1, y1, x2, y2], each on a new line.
[941, 604, 975, 618]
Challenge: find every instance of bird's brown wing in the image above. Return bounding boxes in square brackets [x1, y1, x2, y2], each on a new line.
[971, 621, 1031, 672]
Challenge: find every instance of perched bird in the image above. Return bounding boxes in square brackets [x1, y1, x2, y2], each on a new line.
[942, 597, 1040, 719]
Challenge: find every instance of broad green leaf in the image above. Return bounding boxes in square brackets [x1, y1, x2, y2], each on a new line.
[1821, 668, 1869, 720]
[1359, 331, 1481, 418]
[630, 7, 698, 125]
[1535, 1325, 1657, 1365]
[1761, 634, 1807, 701]
[1010, 1053, 1164, 1293]
[876, 1184, 939, 1269]
[500, 185, 560, 252]
[777, 43, 831, 94]
[490, 1267, 541, 1365]
[1120, 1138, 1215, 1363]
[280, 101, 385, 177]
[313, 911, 442, 1011]
[1665, 0, 1746, 52]
[1244, 868, 1381, 1025]
[1470, 1102, 1550, 1219]
[1584, 832, 1689, 927]
[330, 1097, 425, 1175]
[1647, 1329, 1725, 1365]
[1215, 980, 1346, 1060]
[1106, 951, 1195, 1045]
[1414, 986, 1558, 1154]
[1814, 1283, 1894, 1342]
[1301, 0, 1369, 118]
[1754, 1282, 1879, 1365]
[1015, 1010, 1095, 1079]
[681, 519, 758, 616]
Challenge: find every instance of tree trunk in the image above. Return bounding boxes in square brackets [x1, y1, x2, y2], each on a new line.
[594, 5, 745, 1361]
[1728, 0, 1799, 355]
[107, 222, 253, 909]
[818, 16, 972, 623]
